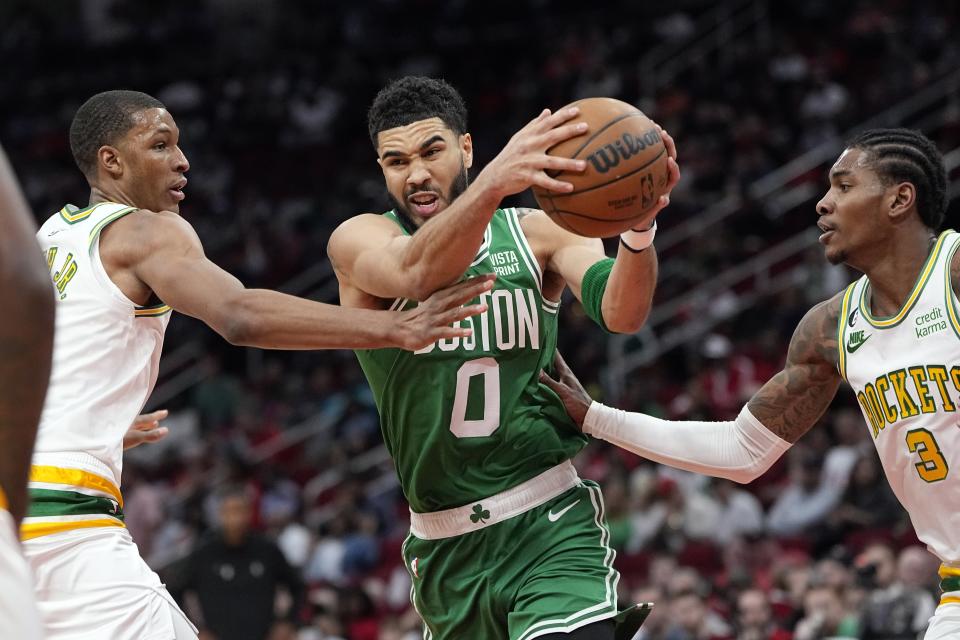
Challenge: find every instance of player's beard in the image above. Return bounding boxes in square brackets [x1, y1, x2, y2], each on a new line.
[390, 159, 469, 232]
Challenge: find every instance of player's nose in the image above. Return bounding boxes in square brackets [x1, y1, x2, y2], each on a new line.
[815, 192, 832, 216]
[173, 146, 190, 173]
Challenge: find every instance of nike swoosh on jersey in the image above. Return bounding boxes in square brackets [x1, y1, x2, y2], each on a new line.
[848, 334, 871, 352]
[547, 499, 580, 522]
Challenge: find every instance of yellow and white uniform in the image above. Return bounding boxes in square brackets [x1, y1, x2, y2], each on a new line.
[839, 230, 960, 638]
[25, 202, 196, 639]
[0, 487, 43, 639]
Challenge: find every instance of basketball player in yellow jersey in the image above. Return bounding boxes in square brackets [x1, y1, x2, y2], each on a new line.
[24, 90, 493, 640]
[543, 128, 960, 639]
[0, 143, 54, 639]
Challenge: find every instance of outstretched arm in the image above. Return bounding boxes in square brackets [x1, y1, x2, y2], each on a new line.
[541, 296, 844, 483]
[0, 144, 55, 524]
[115, 211, 493, 351]
[328, 107, 589, 301]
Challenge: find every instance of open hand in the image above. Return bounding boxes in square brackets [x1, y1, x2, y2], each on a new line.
[123, 409, 170, 450]
[396, 274, 496, 351]
[539, 351, 594, 428]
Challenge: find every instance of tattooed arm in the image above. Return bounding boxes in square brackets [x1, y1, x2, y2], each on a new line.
[540, 293, 844, 482]
[747, 294, 844, 442]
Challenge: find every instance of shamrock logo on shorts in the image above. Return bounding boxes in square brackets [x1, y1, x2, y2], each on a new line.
[470, 503, 490, 524]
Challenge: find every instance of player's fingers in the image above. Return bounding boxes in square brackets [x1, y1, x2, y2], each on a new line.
[144, 426, 169, 442]
[444, 303, 489, 325]
[539, 370, 562, 391]
[662, 157, 681, 192]
[134, 420, 160, 432]
[538, 121, 588, 149]
[437, 325, 475, 340]
[135, 409, 168, 424]
[538, 106, 582, 131]
[531, 173, 575, 194]
[541, 156, 587, 174]
[434, 275, 495, 308]
[659, 127, 677, 161]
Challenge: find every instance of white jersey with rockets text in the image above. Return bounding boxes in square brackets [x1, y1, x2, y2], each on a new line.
[26, 202, 170, 540]
[839, 230, 960, 564]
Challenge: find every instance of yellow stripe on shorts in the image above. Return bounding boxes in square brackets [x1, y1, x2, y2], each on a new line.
[29, 465, 123, 507]
[0, 486, 7, 511]
[21, 517, 124, 541]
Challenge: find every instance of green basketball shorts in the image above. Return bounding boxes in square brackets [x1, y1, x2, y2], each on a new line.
[402, 462, 624, 640]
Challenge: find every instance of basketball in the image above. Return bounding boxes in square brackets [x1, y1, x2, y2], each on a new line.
[533, 97, 670, 238]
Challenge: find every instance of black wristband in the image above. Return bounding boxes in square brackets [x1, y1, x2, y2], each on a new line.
[619, 237, 648, 254]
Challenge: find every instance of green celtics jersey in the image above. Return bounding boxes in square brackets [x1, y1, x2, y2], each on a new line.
[355, 208, 587, 513]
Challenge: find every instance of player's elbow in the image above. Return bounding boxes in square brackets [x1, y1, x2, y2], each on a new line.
[603, 312, 647, 335]
[217, 307, 260, 346]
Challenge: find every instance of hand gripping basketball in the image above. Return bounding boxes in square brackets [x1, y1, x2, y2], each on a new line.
[474, 107, 589, 201]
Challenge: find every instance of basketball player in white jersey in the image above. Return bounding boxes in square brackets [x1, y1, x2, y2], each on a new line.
[24, 90, 496, 640]
[542, 128, 960, 639]
[0, 143, 52, 640]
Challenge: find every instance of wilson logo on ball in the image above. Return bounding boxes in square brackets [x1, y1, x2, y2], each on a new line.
[586, 129, 662, 174]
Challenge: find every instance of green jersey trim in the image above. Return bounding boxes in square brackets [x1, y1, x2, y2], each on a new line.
[859, 231, 951, 329]
[87, 205, 137, 250]
[837, 282, 857, 380]
[942, 232, 960, 340]
[59, 202, 116, 225]
[504, 208, 543, 289]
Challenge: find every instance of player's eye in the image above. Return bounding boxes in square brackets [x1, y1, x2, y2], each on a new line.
[424, 148, 441, 158]
[839, 183, 851, 192]
[153, 142, 166, 151]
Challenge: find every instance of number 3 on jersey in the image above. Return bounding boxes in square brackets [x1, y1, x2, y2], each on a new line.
[905, 428, 948, 483]
[450, 358, 500, 438]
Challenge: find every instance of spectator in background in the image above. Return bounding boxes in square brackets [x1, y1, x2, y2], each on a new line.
[711, 479, 764, 546]
[734, 588, 792, 640]
[793, 585, 858, 640]
[766, 450, 841, 538]
[857, 543, 936, 639]
[818, 454, 904, 552]
[172, 486, 304, 640]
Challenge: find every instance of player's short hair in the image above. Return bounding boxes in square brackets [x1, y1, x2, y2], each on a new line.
[69, 90, 166, 177]
[367, 76, 468, 148]
[846, 128, 948, 231]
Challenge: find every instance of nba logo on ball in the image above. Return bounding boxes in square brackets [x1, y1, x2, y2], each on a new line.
[533, 97, 670, 238]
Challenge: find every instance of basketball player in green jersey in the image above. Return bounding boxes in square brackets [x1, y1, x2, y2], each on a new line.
[328, 77, 679, 640]
[542, 129, 960, 640]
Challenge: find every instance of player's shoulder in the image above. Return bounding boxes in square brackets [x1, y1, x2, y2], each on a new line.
[328, 212, 405, 255]
[788, 290, 847, 365]
[102, 208, 200, 254]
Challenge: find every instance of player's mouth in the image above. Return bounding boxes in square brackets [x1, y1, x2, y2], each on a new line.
[408, 191, 440, 217]
[817, 221, 835, 244]
[169, 178, 187, 202]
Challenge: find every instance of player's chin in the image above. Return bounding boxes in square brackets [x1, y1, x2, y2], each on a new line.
[824, 246, 847, 266]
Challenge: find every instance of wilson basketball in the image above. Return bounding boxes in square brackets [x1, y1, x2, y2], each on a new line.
[533, 97, 669, 238]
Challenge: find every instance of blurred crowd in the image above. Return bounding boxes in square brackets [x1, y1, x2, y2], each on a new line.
[4, 0, 960, 638]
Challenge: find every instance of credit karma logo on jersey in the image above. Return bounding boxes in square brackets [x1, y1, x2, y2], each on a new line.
[415, 288, 540, 355]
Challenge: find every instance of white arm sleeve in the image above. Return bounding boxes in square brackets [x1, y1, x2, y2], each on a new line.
[582, 403, 791, 484]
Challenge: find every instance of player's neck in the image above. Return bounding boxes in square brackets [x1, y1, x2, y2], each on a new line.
[863, 230, 938, 318]
[88, 184, 138, 210]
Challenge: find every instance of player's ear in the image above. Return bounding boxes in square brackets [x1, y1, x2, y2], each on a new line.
[461, 133, 473, 170]
[99, 145, 123, 179]
[888, 181, 916, 222]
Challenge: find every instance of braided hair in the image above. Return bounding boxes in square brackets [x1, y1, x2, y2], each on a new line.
[846, 128, 948, 230]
